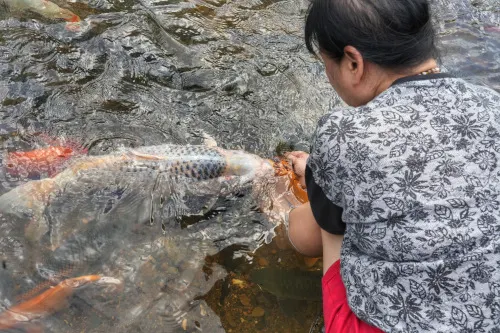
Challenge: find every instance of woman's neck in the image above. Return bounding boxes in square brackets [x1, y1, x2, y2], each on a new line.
[373, 59, 439, 97]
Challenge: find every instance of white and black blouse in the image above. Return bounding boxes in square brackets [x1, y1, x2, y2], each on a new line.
[306, 74, 500, 333]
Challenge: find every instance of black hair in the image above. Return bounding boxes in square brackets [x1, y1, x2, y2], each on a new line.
[305, 0, 439, 70]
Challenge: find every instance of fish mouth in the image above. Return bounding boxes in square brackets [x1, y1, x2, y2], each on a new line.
[258, 159, 275, 177]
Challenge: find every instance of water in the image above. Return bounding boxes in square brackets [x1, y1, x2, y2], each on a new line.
[0, 0, 499, 331]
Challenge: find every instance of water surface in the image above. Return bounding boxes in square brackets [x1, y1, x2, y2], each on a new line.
[0, 0, 499, 331]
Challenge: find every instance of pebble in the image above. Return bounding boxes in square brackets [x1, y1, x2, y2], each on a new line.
[226, 313, 238, 327]
[181, 318, 187, 330]
[231, 278, 246, 288]
[256, 62, 278, 76]
[250, 307, 265, 317]
[258, 258, 269, 267]
[303, 257, 320, 268]
[239, 294, 251, 307]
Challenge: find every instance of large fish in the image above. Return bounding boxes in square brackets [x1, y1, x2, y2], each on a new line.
[250, 267, 322, 301]
[0, 144, 275, 250]
[250, 266, 322, 319]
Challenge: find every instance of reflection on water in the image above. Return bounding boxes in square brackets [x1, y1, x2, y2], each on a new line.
[0, 0, 499, 331]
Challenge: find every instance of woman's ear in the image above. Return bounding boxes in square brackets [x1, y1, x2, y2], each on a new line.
[343, 45, 364, 84]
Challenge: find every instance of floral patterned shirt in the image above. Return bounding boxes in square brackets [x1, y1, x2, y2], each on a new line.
[307, 74, 500, 333]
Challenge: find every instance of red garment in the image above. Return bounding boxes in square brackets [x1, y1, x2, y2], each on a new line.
[322, 260, 385, 333]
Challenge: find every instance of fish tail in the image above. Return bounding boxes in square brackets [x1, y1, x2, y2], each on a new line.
[0, 179, 57, 247]
[0, 178, 56, 215]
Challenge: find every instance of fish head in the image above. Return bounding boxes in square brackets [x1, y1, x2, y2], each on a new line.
[93, 276, 124, 293]
[63, 275, 102, 290]
[222, 150, 274, 182]
[250, 157, 308, 224]
[63, 275, 123, 293]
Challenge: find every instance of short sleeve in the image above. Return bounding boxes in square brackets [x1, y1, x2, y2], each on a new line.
[306, 112, 345, 209]
[305, 164, 346, 235]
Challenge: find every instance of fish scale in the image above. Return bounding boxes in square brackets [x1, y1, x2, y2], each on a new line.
[119, 145, 227, 180]
[0, 143, 279, 331]
[0, 143, 275, 265]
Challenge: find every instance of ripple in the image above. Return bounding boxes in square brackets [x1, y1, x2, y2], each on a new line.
[1, 0, 499, 332]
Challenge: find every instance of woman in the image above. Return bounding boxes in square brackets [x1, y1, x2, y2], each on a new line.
[287, 0, 500, 332]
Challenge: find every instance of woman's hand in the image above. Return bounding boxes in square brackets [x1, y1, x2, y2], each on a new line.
[285, 151, 309, 188]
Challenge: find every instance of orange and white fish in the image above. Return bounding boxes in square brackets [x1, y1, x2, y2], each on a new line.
[5, 145, 88, 179]
[2, 0, 81, 31]
[0, 275, 122, 332]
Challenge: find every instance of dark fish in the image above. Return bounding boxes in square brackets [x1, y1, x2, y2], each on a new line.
[250, 267, 322, 301]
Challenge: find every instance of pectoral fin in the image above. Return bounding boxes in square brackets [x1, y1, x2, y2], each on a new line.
[201, 133, 217, 147]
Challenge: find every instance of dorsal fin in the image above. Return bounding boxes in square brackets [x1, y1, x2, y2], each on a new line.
[127, 150, 164, 160]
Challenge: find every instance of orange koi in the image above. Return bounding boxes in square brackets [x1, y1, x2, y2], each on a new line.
[273, 158, 309, 204]
[0, 275, 122, 332]
[5, 145, 87, 179]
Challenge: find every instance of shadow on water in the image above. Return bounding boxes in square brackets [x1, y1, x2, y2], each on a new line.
[0, 0, 499, 331]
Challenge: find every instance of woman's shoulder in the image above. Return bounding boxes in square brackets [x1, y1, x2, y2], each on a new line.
[312, 75, 500, 148]
[387, 75, 500, 104]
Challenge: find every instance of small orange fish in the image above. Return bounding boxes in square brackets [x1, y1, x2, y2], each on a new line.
[5, 145, 87, 179]
[273, 158, 309, 204]
[0, 275, 122, 332]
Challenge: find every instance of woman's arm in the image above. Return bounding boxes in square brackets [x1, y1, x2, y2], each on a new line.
[288, 202, 323, 257]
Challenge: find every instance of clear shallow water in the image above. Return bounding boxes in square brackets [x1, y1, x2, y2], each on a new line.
[0, 0, 499, 331]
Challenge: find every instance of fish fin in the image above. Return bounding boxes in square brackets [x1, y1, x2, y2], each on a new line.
[65, 21, 82, 32]
[160, 192, 189, 219]
[308, 310, 325, 333]
[127, 150, 164, 161]
[201, 133, 217, 147]
[190, 130, 218, 147]
[278, 298, 305, 318]
[15, 322, 44, 333]
[0, 180, 53, 242]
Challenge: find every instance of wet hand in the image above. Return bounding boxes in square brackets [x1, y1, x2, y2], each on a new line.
[285, 151, 309, 188]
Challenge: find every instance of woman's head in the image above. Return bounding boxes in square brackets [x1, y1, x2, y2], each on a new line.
[305, 0, 438, 106]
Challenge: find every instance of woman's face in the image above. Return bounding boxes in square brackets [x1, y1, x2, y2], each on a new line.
[319, 51, 359, 106]
[319, 49, 383, 107]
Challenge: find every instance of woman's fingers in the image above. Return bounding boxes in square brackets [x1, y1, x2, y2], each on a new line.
[286, 151, 309, 159]
[285, 151, 309, 188]
[285, 152, 309, 173]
